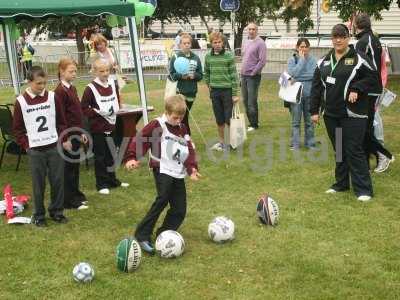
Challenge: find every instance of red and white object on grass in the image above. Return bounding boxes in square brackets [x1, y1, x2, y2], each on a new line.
[4, 184, 14, 219]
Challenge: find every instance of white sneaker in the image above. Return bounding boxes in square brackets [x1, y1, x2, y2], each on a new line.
[77, 205, 89, 210]
[120, 182, 130, 188]
[81, 201, 88, 205]
[374, 153, 394, 173]
[325, 188, 337, 194]
[247, 127, 255, 132]
[357, 195, 372, 202]
[98, 188, 110, 195]
[210, 142, 225, 152]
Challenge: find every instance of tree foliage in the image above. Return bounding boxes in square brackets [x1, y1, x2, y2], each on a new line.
[330, 0, 393, 21]
[18, 0, 400, 55]
[153, 0, 400, 42]
[19, 16, 107, 64]
[280, 0, 314, 34]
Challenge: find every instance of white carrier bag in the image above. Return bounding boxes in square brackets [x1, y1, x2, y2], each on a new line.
[230, 103, 247, 149]
[164, 54, 178, 100]
[278, 71, 303, 104]
[377, 88, 397, 108]
[17, 91, 58, 148]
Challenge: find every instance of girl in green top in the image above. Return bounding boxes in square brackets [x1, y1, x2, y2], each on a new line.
[169, 34, 203, 135]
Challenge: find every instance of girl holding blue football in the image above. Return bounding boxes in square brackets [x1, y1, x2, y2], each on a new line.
[169, 33, 203, 136]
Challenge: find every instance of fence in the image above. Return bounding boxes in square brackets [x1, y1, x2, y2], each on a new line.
[1, 44, 400, 88]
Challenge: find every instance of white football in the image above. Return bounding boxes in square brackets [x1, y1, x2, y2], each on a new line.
[155, 230, 185, 258]
[72, 262, 94, 283]
[257, 194, 279, 226]
[208, 216, 235, 243]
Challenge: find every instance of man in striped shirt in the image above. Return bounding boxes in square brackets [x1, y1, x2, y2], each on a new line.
[204, 31, 239, 151]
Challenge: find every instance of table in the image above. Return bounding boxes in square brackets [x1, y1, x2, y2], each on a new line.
[116, 104, 155, 139]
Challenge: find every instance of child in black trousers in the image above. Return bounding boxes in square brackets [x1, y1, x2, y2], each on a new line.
[125, 95, 200, 254]
[55, 57, 88, 210]
[12, 66, 69, 226]
[81, 58, 129, 195]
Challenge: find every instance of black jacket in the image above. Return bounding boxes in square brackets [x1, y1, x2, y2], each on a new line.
[310, 45, 381, 118]
[355, 30, 382, 81]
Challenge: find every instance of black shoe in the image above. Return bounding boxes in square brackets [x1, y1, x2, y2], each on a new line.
[64, 199, 84, 209]
[50, 214, 68, 224]
[138, 240, 155, 255]
[32, 217, 47, 227]
[109, 179, 122, 189]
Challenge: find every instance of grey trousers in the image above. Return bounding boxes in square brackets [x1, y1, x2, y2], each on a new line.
[241, 74, 261, 128]
[28, 146, 64, 219]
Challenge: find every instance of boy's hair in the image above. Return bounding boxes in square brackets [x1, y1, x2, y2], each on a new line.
[180, 33, 192, 43]
[27, 66, 46, 81]
[209, 31, 224, 43]
[92, 33, 108, 49]
[91, 58, 111, 73]
[354, 13, 371, 31]
[58, 57, 77, 79]
[165, 95, 187, 116]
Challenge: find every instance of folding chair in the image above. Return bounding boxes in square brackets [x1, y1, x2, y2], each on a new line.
[0, 104, 23, 171]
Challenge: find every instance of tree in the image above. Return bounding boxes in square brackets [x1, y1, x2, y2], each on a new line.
[153, 0, 283, 48]
[284, 0, 400, 33]
[20, 16, 107, 65]
[330, 0, 393, 21]
[280, 0, 314, 34]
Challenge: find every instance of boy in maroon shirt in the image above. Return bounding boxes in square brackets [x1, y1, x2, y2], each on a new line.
[81, 58, 128, 194]
[12, 66, 69, 227]
[125, 95, 201, 254]
[55, 58, 88, 210]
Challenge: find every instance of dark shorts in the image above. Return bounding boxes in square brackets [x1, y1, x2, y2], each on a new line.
[210, 88, 233, 126]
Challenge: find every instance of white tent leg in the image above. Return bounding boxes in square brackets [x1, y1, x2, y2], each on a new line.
[127, 17, 148, 125]
[2, 22, 20, 95]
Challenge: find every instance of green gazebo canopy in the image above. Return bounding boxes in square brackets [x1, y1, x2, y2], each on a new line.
[0, 0, 135, 19]
[0, 0, 150, 124]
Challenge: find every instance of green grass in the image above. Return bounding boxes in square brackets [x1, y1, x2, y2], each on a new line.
[0, 77, 399, 299]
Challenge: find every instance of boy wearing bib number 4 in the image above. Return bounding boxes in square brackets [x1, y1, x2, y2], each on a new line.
[12, 66, 70, 227]
[124, 95, 201, 254]
[81, 59, 129, 195]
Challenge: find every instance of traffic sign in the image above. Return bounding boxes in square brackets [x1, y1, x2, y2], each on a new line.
[220, 0, 240, 12]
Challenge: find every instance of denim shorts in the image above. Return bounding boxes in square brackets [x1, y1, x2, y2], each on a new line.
[210, 88, 233, 125]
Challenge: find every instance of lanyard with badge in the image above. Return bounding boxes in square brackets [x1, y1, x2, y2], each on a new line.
[327, 54, 337, 85]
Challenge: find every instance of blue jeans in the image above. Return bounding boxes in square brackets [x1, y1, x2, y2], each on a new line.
[290, 96, 315, 148]
[241, 74, 261, 128]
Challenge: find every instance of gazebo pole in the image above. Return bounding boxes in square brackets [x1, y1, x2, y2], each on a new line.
[127, 17, 149, 125]
[2, 22, 21, 96]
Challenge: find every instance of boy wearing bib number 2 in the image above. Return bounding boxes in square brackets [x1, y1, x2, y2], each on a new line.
[124, 95, 201, 254]
[81, 58, 129, 195]
[12, 66, 70, 227]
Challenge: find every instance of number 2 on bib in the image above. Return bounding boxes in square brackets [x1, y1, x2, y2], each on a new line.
[36, 116, 48, 132]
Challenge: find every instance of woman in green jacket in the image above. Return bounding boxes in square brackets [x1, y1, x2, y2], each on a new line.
[169, 33, 203, 135]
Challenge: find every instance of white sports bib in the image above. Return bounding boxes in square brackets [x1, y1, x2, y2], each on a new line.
[152, 115, 190, 179]
[17, 91, 58, 148]
[88, 79, 119, 125]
